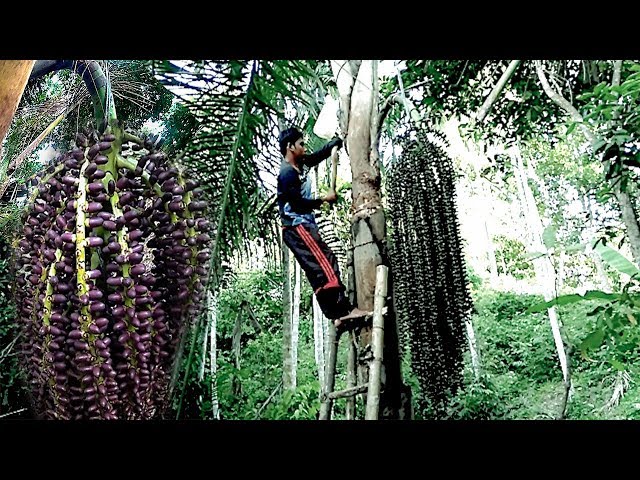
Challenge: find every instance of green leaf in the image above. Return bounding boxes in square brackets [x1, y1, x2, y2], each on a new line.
[566, 122, 577, 135]
[609, 358, 625, 371]
[525, 252, 546, 260]
[581, 290, 620, 301]
[580, 328, 605, 354]
[563, 243, 586, 253]
[542, 225, 557, 250]
[587, 305, 606, 316]
[594, 243, 640, 278]
[592, 138, 607, 152]
[528, 294, 582, 313]
[527, 290, 619, 313]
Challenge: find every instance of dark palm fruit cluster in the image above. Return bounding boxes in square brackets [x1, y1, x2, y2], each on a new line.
[388, 129, 473, 417]
[13, 128, 211, 420]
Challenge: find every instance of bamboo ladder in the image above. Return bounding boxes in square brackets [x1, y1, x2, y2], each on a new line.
[319, 264, 388, 420]
[317, 145, 388, 420]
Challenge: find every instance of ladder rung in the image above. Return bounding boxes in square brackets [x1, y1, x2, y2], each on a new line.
[327, 384, 368, 400]
[336, 307, 388, 333]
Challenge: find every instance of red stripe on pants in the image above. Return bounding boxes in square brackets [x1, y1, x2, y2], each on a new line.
[295, 224, 339, 290]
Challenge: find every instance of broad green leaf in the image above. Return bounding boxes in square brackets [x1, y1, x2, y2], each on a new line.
[580, 328, 605, 354]
[594, 243, 640, 278]
[609, 358, 625, 371]
[592, 138, 607, 152]
[582, 290, 620, 301]
[528, 294, 583, 313]
[528, 290, 618, 313]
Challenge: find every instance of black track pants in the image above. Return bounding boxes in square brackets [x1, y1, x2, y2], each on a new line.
[282, 223, 352, 320]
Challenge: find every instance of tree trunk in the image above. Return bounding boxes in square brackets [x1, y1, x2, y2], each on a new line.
[465, 318, 481, 381]
[291, 262, 300, 389]
[231, 308, 243, 396]
[558, 250, 566, 287]
[0, 61, 35, 159]
[484, 219, 499, 286]
[580, 195, 611, 291]
[511, 147, 571, 395]
[199, 313, 209, 383]
[346, 332, 357, 419]
[334, 59, 407, 419]
[282, 243, 294, 390]
[476, 60, 521, 123]
[312, 295, 326, 387]
[535, 60, 640, 265]
[208, 291, 220, 420]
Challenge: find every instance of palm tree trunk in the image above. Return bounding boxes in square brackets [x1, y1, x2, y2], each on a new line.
[207, 291, 220, 419]
[346, 333, 357, 419]
[282, 243, 294, 390]
[291, 262, 300, 389]
[511, 147, 571, 399]
[199, 313, 210, 382]
[580, 195, 611, 290]
[333, 59, 407, 418]
[465, 318, 481, 381]
[312, 295, 326, 387]
[0, 61, 35, 158]
[484, 219, 499, 286]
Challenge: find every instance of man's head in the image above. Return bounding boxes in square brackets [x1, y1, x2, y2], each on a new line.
[279, 127, 305, 157]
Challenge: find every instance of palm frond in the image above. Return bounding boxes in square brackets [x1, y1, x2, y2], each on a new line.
[152, 60, 333, 286]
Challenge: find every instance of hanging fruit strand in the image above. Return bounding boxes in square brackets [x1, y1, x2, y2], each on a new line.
[389, 128, 472, 417]
[13, 61, 211, 420]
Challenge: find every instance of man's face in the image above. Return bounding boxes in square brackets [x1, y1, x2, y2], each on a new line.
[290, 137, 306, 158]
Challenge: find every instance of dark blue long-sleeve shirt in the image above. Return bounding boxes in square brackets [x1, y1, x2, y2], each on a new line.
[277, 140, 339, 227]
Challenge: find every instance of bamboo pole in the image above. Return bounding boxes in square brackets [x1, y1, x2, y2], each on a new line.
[346, 332, 357, 419]
[365, 265, 387, 420]
[319, 324, 340, 420]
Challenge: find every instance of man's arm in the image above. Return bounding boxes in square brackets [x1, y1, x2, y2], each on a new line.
[301, 137, 343, 168]
[280, 168, 324, 213]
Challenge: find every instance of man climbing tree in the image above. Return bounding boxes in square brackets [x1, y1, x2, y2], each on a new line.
[277, 127, 370, 328]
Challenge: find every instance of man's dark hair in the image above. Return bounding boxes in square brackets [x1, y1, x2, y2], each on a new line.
[278, 127, 303, 156]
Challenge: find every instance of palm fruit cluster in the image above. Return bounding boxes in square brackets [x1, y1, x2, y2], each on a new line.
[13, 127, 211, 419]
[388, 129, 472, 417]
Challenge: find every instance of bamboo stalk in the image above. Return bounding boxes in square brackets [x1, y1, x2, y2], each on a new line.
[346, 333, 357, 419]
[319, 323, 340, 420]
[365, 265, 387, 420]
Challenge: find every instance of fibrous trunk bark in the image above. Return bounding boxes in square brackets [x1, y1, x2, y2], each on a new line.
[333, 59, 407, 418]
[0, 61, 35, 159]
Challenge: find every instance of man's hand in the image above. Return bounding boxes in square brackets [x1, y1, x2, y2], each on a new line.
[322, 190, 337, 204]
[329, 137, 343, 150]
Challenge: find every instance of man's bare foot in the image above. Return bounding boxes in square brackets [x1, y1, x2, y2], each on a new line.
[334, 308, 373, 328]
